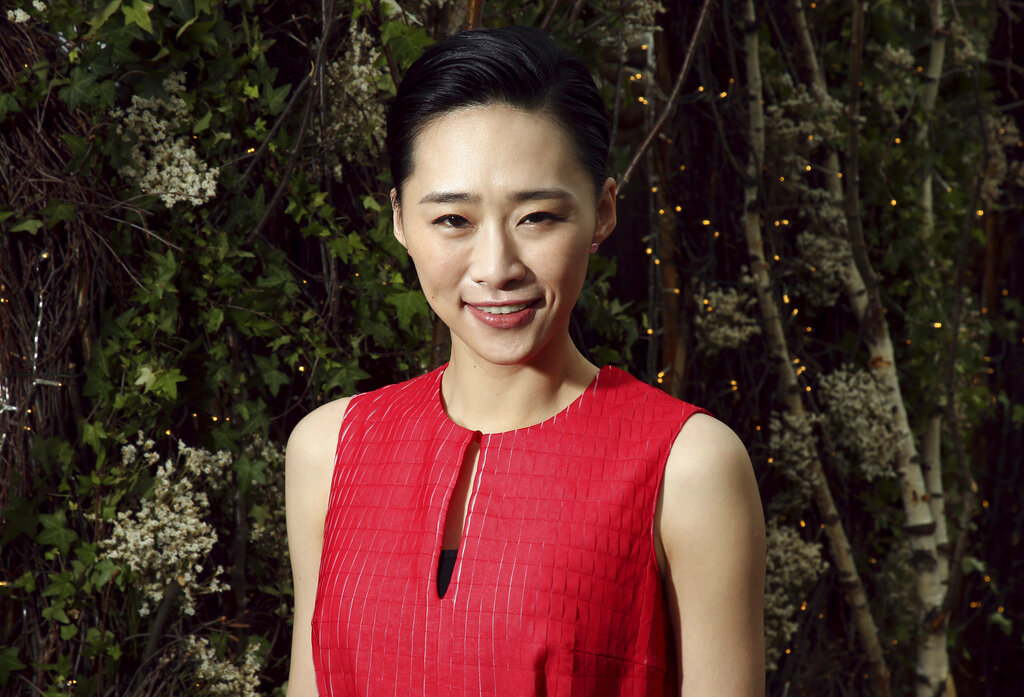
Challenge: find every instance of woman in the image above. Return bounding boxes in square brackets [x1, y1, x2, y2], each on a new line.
[286, 26, 765, 696]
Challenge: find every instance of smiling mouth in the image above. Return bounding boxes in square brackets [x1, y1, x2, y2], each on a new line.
[471, 302, 532, 315]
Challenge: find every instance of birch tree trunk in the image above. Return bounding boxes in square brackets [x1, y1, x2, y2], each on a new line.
[741, 2, 890, 692]
[788, 1, 952, 692]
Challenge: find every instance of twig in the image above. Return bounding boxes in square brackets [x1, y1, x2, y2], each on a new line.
[617, 0, 715, 193]
[245, 15, 340, 245]
[540, 0, 562, 31]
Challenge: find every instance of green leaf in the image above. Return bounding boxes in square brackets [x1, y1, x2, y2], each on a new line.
[44, 199, 77, 228]
[193, 109, 212, 134]
[962, 555, 986, 575]
[59, 71, 98, 110]
[122, 0, 155, 33]
[0, 92, 20, 122]
[9, 218, 43, 234]
[205, 307, 224, 332]
[988, 612, 1013, 636]
[60, 624, 78, 640]
[41, 603, 69, 624]
[88, 0, 123, 35]
[0, 497, 37, 545]
[37, 512, 77, 556]
[152, 368, 186, 399]
[134, 365, 156, 392]
[0, 646, 27, 685]
[81, 421, 107, 455]
[385, 290, 429, 331]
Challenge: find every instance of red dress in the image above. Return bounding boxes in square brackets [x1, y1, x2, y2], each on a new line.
[312, 364, 709, 696]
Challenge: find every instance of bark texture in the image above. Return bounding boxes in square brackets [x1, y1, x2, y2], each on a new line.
[742, 2, 890, 692]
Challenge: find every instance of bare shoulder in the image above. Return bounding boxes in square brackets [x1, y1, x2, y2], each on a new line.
[285, 396, 354, 547]
[658, 412, 763, 559]
[663, 413, 754, 494]
[657, 413, 766, 696]
[286, 396, 353, 468]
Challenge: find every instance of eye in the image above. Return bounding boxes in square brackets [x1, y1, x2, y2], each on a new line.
[518, 211, 566, 225]
[431, 214, 470, 228]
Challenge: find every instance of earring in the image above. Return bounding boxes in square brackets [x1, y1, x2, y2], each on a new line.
[590, 243, 599, 254]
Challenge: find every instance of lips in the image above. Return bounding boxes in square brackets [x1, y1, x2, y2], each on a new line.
[471, 302, 531, 314]
[464, 299, 538, 328]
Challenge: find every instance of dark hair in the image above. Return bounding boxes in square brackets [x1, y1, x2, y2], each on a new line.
[386, 26, 611, 201]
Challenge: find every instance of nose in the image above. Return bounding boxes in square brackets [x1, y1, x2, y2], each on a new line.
[469, 221, 526, 289]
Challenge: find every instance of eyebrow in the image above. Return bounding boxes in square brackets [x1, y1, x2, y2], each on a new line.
[417, 188, 576, 205]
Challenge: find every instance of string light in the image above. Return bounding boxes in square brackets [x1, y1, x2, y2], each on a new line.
[247, 147, 255, 153]
[645, 247, 653, 255]
[697, 85, 704, 92]
[977, 209, 984, 216]
[646, 328, 653, 335]
[713, 231, 719, 237]
[719, 91, 727, 98]
[641, 44, 648, 50]
[837, 172, 843, 178]
[894, 137, 901, 144]
[799, 520, 806, 527]
[982, 500, 989, 508]
[807, 134, 814, 141]
[675, 205, 681, 212]
[679, 164, 686, 171]
[779, 176, 785, 182]
[890, 199, 897, 206]
[658, 209, 665, 215]
[651, 186, 658, 193]
[298, 365, 306, 372]
[805, 165, 812, 172]
[165, 429, 171, 435]
[783, 294, 790, 303]
[773, 254, 780, 261]
[933, 322, 942, 328]
[701, 219, 710, 226]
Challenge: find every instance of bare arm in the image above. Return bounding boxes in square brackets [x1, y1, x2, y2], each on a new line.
[655, 413, 766, 697]
[284, 397, 351, 697]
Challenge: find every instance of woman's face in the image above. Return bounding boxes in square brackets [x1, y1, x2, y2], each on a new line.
[393, 104, 616, 369]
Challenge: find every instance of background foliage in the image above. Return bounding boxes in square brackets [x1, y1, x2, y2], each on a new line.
[1, 0, 1021, 695]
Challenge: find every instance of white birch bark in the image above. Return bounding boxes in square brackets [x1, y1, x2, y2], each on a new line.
[787, 1, 951, 693]
[742, 2, 890, 692]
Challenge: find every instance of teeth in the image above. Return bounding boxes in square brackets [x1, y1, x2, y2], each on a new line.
[474, 303, 529, 315]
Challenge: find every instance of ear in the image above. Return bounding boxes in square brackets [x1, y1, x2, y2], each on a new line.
[592, 177, 617, 247]
[391, 188, 408, 250]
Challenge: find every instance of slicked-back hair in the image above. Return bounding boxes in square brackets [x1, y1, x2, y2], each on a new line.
[386, 26, 611, 201]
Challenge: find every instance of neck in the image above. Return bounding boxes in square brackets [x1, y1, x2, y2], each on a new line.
[440, 334, 599, 433]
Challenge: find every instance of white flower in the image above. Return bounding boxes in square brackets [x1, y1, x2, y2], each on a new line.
[693, 282, 762, 354]
[7, 8, 31, 23]
[112, 80, 219, 207]
[32, 0, 46, 11]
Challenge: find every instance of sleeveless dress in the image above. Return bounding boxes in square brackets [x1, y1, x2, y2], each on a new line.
[312, 364, 709, 696]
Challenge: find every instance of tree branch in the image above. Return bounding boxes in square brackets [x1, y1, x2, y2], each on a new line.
[617, 0, 715, 193]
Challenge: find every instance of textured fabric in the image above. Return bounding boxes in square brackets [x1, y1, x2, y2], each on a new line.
[312, 364, 709, 696]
